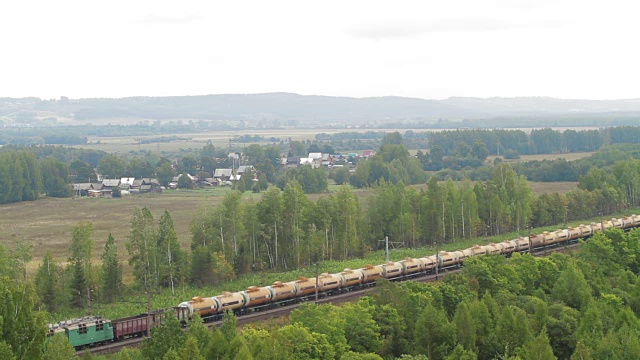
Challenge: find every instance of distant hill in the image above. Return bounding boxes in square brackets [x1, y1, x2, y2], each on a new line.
[440, 96, 640, 115]
[3, 93, 640, 127]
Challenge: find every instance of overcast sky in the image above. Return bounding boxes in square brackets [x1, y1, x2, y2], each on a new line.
[2, 0, 638, 100]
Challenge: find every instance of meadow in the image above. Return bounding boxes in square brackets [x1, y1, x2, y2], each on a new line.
[0, 181, 578, 280]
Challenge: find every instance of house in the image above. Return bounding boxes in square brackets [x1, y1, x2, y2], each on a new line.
[119, 177, 135, 190]
[362, 150, 376, 158]
[102, 179, 120, 188]
[139, 184, 162, 193]
[204, 177, 222, 186]
[73, 183, 103, 197]
[237, 165, 254, 175]
[286, 157, 300, 167]
[300, 158, 321, 168]
[213, 168, 233, 181]
[308, 152, 323, 160]
[321, 154, 334, 166]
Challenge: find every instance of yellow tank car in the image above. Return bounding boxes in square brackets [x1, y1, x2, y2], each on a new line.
[438, 251, 462, 267]
[214, 292, 246, 312]
[269, 281, 298, 301]
[514, 237, 530, 252]
[380, 261, 403, 279]
[340, 268, 364, 287]
[359, 265, 384, 283]
[317, 273, 344, 292]
[420, 255, 438, 272]
[290, 277, 317, 297]
[177, 296, 220, 320]
[241, 286, 272, 308]
[400, 257, 424, 275]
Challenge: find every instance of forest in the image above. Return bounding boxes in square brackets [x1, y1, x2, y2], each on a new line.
[6, 227, 640, 359]
[126, 228, 640, 360]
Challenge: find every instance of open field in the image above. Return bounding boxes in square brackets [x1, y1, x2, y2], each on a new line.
[488, 151, 596, 163]
[71, 127, 600, 154]
[0, 181, 578, 279]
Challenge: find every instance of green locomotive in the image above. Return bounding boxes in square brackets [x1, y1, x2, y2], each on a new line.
[48, 316, 114, 348]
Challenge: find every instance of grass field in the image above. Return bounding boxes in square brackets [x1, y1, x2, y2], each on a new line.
[487, 151, 595, 163]
[0, 181, 578, 280]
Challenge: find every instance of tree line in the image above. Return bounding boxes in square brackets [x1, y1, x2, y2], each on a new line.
[0, 150, 71, 204]
[101, 228, 640, 360]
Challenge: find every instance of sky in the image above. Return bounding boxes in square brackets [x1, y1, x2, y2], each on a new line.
[2, 0, 639, 100]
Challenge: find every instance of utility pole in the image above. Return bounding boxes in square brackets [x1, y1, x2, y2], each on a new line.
[385, 236, 389, 262]
[87, 288, 92, 316]
[314, 263, 319, 303]
[146, 291, 152, 338]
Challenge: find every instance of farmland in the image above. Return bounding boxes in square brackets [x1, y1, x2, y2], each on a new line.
[0, 181, 578, 279]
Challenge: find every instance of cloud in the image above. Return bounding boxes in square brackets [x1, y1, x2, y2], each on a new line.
[348, 17, 564, 39]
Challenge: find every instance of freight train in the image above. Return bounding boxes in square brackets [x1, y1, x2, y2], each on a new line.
[52, 215, 640, 349]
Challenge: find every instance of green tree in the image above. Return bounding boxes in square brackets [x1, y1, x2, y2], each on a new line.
[342, 301, 382, 354]
[445, 345, 477, 360]
[551, 262, 592, 311]
[35, 251, 60, 312]
[518, 329, 557, 360]
[97, 154, 125, 179]
[140, 314, 186, 360]
[69, 221, 94, 308]
[414, 304, 456, 360]
[157, 211, 187, 293]
[0, 272, 47, 360]
[41, 157, 70, 198]
[127, 207, 157, 289]
[277, 323, 336, 360]
[177, 173, 193, 189]
[453, 302, 476, 352]
[156, 160, 175, 187]
[70, 159, 95, 183]
[333, 166, 350, 185]
[180, 336, 204, 360]
[43, 334, 76, 360]
[101, 233, 123, 302]
[290, 303, 349, 357]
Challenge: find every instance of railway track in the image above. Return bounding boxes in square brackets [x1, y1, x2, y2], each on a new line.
[77, 242, 580, 356]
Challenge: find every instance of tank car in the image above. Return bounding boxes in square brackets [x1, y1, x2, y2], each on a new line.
[566, 227, 581, 241]
[498, 240, 517, 255]
[359, 264, 385, 283]
[177, 296, 220, 320]
[514, 237, 530, 252]
[553, 229, 570, 244]
[621, 216, 636, 229]
[529, 234, 544, 249]
[611, 218, 624, 229]
[215, 292, 246, 313]
[269, 281, 298, 302]
[590, 222, 603, 233]
[316, 273, 344, 293]
[241, 286, 272, 308]
[601, 220, 614, 231]
[380, 261, 404, 280]
[340, 268, 364, 288]
[484, 243, 503, 255]
[290, 277, 318, 297]
[400, 257, 424, 276]
[541, 231, 558, 247]
[420, 255, 438, 273]
[464, 245, 485, 257]
[576, 224, 593, 238]
[438, 251, 461, 268]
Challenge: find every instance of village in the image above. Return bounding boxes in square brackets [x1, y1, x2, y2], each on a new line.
[72, 150, 376, 198]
